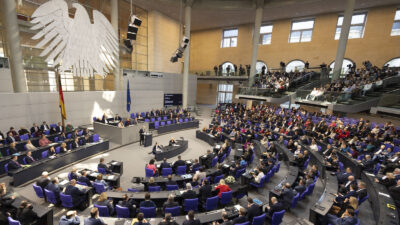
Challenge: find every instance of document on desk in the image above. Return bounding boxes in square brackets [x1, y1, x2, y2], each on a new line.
[91, 172, 99, 177]
[208, 134, 214, 137]
[186, 161, 191, 164]
[111, 162, 118, 165]
[378, 192, 391, 198]
[234, 205, 242, 211]
[173, 144, 179, 147]
[108, 175, 115, 180]
[215, 145, 221, 149]
[59, 180, 69, 186]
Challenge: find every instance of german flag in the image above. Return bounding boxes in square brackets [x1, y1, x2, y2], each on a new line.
[58, 75, 67, 120]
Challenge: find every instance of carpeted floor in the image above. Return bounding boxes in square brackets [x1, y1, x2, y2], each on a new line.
[2, 105, 377, 225]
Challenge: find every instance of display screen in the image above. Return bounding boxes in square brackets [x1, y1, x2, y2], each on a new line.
[164, 94, 182, 107]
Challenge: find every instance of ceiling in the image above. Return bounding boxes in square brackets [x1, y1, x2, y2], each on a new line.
[130, 0, 400, 30]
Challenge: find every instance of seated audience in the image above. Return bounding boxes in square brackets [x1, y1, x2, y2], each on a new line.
[36, 171, 50, 189]
[132, 213, 150, 225]
[95, 192, 114, 216]
[132, 177, 145, 191]
[117, 194, 137, 218]
[215, 179, 231, 198]
[183, 210, 201, 225]
[140, 192, 156, 208]
[163, 194, 179, 211]
[25, 140, 37, 151]
[158, 213, 179, 225]
[16, 200, 38, 225]
[84, 207, 105, 225]
[38, 134, 52, 147]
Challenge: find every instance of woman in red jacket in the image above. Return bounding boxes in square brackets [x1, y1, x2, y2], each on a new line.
[215, 179, 231, 198]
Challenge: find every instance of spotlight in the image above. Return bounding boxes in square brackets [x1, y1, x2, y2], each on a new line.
[170, 36, 190, 63]
[127, 15, 141, 41]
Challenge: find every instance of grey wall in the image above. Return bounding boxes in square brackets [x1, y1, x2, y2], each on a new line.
[0, 71, 197, 132]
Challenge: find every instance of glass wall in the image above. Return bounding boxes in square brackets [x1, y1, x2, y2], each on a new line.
[12, 0, 148, 92]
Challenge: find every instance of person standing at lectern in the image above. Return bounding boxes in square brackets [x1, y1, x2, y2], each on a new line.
[139, 126, 145, 146]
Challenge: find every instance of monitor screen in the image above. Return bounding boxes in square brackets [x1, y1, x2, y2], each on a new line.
[164, 94, 182, 107]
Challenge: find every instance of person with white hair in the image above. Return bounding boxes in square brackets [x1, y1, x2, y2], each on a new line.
[36, 171, 50, 190]
[181, 183, 197, 200]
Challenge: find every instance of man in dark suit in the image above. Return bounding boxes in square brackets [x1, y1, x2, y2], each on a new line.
[360, 155, 375, 173]
[139, 126, 145, 146]
[183, 210, 201, 225]
[24, 151, 36, 164]
[356, 181, 368, 201]
[117, 194, 137, 218]
[337, 167, 353, 184]
[280, 183, 295, 210]
[7, 155, 21, 171]
[139, 193, 156, 208]
[173, 155, 186, 172]
[30, 123, 40, 135]
[265, 197, 284, 221]
[40, 121, 50, 131]
[64, 179, 86, 208]
[339, 175, 356, 194]
[166, 175, 178, 186]
[6, 132, 16, 144]
[327, 208, 358, 225]
[181, 183, 197, 201]
[232, 208, 248, 224]
[150, 142, 161, 155]
[98, 158, 111, 174]
[56, 122, 64, 133]
[160, 158, 171, 171]
[72, 137, 80, 149]
[199, 179, 212, 205]
[84, 208, 106, 225]
[213, 212, 232, 225]
[389, 179, 400, 208]
[294, 179, 307, 194]
[204, 150, 215, 168]
[45, 177, 61, 203]
[36, 171, 51, 190]
[162, 194, 179, 211]
[246, 197, 262, 223]
[77, 171, 92, 187]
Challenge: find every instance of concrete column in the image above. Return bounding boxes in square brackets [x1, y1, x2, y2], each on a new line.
[2, 0, 27, 92]
[248, 0, 264, 86]
[182, 0, 193, 109]
[332, 0, 355, 81]
[111, 0, 120, 91]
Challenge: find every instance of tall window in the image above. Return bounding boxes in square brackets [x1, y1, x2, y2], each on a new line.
[221, 29, 238, 48]
[221, 62, 235, 75]
[289, 19, 314, 43]
[260, 25, 273, 45]
[385, 58, 400, 67]
[335, 13, 367, 40]
[256, 61, 267, 74]
[391, 10, 400, 36]
[286, 60, 305, 72]
[217, 84, 233, 104]
[329, 59, 354, 75]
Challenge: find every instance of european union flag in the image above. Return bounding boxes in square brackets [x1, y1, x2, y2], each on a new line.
[127, 80, 131, 112]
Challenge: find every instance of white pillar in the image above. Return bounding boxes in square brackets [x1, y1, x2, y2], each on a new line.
[332, 0, 355, 81]
[182, 1, 192, 109]
[111, 0, 120, 91]
[249, 0, 264, 86]
[2, 0, 27, 92]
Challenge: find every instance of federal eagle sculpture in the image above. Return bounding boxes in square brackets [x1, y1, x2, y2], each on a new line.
[30, 0, 119, 77]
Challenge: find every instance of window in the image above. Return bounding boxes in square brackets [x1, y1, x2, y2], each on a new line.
[335, 13, 367, 40]
[256, 61, 267, 74]
[385, 58, 400, 67]
[329, 59, 354, 74]
[221, 29, 238, 48]
[260, 25, 273, 45]
[217, 84, 233, 103]
[289, 19, 314, 43]
[286, 60, 305, 72]
[221, 62, 235, 75]
[391, 10, 400, 36]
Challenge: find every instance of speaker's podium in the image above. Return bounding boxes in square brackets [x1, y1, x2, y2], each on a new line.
[144, 132, 153, 147]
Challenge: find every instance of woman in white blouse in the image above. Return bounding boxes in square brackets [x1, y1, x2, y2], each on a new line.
[25, 140, 37, 151]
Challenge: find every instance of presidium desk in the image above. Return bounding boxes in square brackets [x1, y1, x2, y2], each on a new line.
[9, 139, 110, 186]
[93, 121, 148, 145]
[155, 140, 188, 161]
